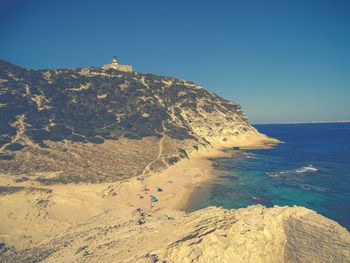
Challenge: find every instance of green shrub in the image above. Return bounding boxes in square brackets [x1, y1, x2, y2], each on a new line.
[66, 134, 85, 142]
[5, 143, 24, 151]
[0, 153, 14, 160]
[26, 129, 50, 142]
[86, 136, 104, 144]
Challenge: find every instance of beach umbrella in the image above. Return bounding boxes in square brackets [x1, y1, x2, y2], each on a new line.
[151, 196, 158, 202]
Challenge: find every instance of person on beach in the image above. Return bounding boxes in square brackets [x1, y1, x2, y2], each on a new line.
[150, 195, 158, 210]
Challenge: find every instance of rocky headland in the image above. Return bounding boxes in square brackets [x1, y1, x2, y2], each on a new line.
[0, 60, 349, 262]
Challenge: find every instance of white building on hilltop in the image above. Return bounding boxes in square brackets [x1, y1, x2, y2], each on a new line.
[103, 56, 132, 72]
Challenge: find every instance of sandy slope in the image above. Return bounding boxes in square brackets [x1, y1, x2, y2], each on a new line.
[0, 132, 276, 251]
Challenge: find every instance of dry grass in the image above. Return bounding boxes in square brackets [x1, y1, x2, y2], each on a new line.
[0, 137, 197, 184]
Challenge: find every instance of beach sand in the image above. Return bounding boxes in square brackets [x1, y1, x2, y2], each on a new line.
[0, 155, 214, 250]
[0, 132, 278, 250]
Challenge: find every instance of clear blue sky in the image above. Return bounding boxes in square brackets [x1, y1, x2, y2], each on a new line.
[1, 0, 349, 123]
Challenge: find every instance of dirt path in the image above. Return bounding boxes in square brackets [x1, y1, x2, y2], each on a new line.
[141, 135, 165, 177]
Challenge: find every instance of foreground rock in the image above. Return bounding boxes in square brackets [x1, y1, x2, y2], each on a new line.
[2, 205, 349, 263]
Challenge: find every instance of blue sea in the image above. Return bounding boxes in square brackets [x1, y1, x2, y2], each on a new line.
[187, 123, 350, 230]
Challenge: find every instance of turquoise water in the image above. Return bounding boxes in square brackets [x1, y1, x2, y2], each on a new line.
[187, 123, 350, 230]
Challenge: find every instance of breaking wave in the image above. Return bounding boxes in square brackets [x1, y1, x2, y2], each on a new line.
[265, 171, 288, 178]
[265, 165, 318, 178]
[295, 165, 318, 173]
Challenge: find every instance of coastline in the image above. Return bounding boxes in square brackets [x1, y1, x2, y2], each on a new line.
[3, 130, 350, 263]
[84, 132, 280, 212]
[181, 132, 281, 211]
[0, 132, 279, 250]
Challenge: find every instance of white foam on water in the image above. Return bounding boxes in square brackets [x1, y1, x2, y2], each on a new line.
[300, 184, 312, 191]
[295, 165, 318, 173]
[265, 172, 281, 178]
[266, 165, 318, 178]
[265, 171, 289, 178]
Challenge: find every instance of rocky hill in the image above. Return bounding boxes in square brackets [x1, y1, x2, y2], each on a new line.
[2, 205, 349, 263]
[1, 60, 349, 263]
[0, 60, 260, 183]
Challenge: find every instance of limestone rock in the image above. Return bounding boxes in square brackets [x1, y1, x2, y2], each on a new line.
[2, 205, 349, 262]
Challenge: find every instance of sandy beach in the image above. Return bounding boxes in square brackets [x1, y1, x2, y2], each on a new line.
[0, 132, 278, 250]
[0, 151, 215, 249]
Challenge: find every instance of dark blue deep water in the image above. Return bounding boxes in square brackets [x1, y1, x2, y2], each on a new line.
[188, 123, 350, 230]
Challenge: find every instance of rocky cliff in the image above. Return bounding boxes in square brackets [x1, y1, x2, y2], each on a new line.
[0, 60, 262, 183]
[2, 205, 349, 263]
[0, 60, 349, 263]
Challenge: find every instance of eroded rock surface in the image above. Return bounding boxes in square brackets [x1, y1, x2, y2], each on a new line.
[2, 205, 349, 263]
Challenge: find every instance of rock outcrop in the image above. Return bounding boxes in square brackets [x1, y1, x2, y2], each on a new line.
[1, 205, 349, 263]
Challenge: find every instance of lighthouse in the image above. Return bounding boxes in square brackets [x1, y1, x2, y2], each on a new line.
[111, 56, 118, 65]
[103, 56, 132, 72]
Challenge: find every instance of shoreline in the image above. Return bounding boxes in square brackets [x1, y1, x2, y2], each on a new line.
[79, 132, 280, 212]
[181, 133, 280, 212]
[0, 132, 279, 250]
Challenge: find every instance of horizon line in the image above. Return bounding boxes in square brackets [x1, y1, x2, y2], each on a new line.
[252, 120, 350, 125]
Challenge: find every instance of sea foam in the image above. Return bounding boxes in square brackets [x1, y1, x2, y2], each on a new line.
[265, 165, 318, 178]
[295, 165, 318, 173]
